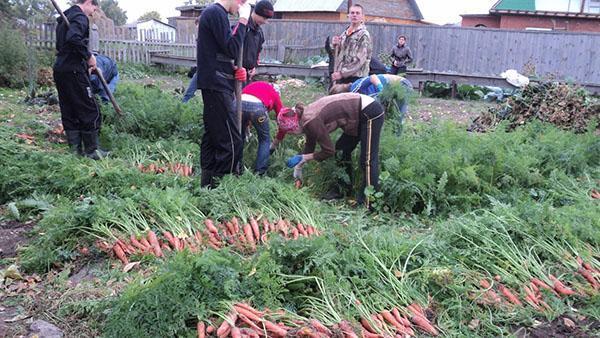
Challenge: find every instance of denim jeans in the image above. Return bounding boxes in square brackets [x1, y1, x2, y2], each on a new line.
[182, 73, 198, 103]
[241, 100, 270, 174]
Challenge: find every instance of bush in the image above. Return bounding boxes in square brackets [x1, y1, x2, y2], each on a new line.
[0, 22, 28, 87]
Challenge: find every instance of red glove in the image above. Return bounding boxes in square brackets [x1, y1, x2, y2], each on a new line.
[234, 67, 247, 81]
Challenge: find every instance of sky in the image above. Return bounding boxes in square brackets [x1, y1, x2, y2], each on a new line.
[55, 0, 499, 25]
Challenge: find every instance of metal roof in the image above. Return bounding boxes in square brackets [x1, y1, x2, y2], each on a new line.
[492, 0, 536, 11]
[273, 0, 345, 12]
[273, 0, 424, 20]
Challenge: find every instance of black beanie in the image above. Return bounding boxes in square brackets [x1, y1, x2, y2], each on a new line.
[254, 1, 274, 19]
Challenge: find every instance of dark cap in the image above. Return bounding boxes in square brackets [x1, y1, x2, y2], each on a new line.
[254, 1, 274, 19]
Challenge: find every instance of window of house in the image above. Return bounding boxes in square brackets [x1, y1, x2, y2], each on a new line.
[588, 0, 600, 14]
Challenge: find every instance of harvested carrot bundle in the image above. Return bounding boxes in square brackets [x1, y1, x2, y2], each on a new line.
[549, 274, 577, 296]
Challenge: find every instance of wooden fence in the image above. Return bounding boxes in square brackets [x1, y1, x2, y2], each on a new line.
[30, 20, 600, 85]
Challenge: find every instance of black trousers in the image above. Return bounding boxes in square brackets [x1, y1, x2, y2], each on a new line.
[391, 65, 408, 74]
[334, 101, 385, 206]
[53, 71, 101, 132]
[200, 89, 243, 176]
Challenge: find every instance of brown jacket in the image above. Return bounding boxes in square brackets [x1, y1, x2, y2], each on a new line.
[301, 93, 362, 161]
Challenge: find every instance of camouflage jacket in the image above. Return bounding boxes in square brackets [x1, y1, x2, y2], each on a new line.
[334, 24, 372, 80]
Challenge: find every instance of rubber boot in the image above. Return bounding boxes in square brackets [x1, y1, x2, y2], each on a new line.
[65, 130, 82, 155]
[200, 169, 214, 188]
[81, 130, 110, 160]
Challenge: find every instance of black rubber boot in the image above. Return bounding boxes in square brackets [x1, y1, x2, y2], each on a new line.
[65, 130, 82, 155]
[200, 169, 214, 188]
[322, 187, 343, 200]
[81, 130, 110, 160]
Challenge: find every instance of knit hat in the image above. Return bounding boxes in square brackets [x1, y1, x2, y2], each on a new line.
[254, 1, 274, 19]
[276, 107, 299, 135]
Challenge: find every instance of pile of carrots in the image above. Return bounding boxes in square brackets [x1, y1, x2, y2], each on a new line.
[96, 217, 322, 266]
[359, 303, 439, 337]
[477, 259, 598, 312]
[198, 302, 438, 338]
[137, 162, 194, 177]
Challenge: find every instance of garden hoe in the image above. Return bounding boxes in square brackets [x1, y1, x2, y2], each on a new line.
[49, 0, 123, 116]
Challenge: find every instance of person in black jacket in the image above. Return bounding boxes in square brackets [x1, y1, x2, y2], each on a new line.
[196, 0, 251, 188]
[240, 0, 273, 83]
[53, 0, 108, 159]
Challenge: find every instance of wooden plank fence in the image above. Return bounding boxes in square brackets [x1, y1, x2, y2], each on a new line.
[30, 19, 600, 85]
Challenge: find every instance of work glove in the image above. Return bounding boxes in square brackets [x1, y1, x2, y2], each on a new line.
[293, 165, 303, 180]
[238, 2, 252, 20]
[234, 67, 247, 81]
[286, 154, 303, 168]
[376, 83, 384, 92]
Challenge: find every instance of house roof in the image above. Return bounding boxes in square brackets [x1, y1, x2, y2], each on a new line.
[273, 0, 424, 20]
[273, 0, 345, 12]
[492, 0, 535, 11]
[489, 0, 600, 18]
[126, 19, 176, 29]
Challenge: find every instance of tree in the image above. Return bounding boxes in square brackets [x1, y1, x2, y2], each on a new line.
[6, 0, 54, 21]
[100, 0, 127, 26]
[138, 11, 161, 22]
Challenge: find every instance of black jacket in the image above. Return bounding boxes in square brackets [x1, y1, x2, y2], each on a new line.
[241, 16, 264, 70]
[53, 5, 92, 73]
[196, 3, 246, 93]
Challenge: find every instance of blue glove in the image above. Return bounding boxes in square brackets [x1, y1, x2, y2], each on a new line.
[286, 155, 303, 168]
[376, 83, 384, 92]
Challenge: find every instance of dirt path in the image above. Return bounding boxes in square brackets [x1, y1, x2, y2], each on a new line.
[408, 97, 496, 125]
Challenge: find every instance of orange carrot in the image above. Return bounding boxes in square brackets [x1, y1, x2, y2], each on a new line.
[291, 228, 299, 240]
[408, 314, 438, 336]
[234, 303, 264, 317]
[130, 235, 147, 252]
[146, 231, 164, 257]
[392, 308, 412, 328]
[239, 328, 260, 338]
[197, 321, 205, 338]
[381, 310, 403, 329]
[230, 327, 242, 338]
[582, 262, 598, 274]
[113, 243, 129, 264]
[161, 242, 171, 252]
[531, 278, 560, 297]
[138, 236, 152, 251]
[261, 219, 270, 234]
[216, 313, 237, 338]
[116, 239, 136, 255]
[523, 285, 539, 305]
[206, 325, 215, 334]
[243, 223, 256, 246]
[237, 314, 263, 333]
[338, 321, 358, 338]
[204, 218, 219, 234]
[306, 225, 315, 236]
[497, 283, 523, 306]
[310, 319, 332, 336]
[194, 231, 203, 245]
[249, 217, 261, 240]
[361, 329, 382, 338]
[549, 274, 576, 296]
[233, 307, 287, 336]
[296, 223, 308, 237]
[162, 231, 179, 250]
[231, 217, 241, 234]
[225, 221, 236, 236]
[578, 268, 599, 290]
[360, 318, 378, 333]
[524, 295, 542, 311]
